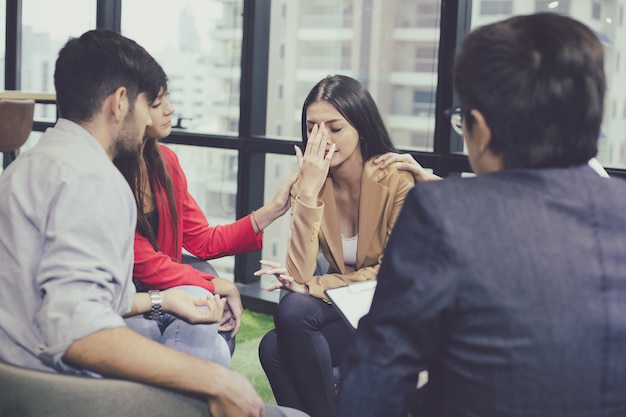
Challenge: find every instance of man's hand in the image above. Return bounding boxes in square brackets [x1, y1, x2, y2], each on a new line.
[208, 368, 266, 417]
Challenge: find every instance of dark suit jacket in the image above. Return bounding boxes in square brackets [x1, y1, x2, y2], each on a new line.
[339, 165, 626, 417]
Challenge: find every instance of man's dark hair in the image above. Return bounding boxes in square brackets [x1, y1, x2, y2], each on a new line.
[54, 29, 166, 122]
[454, 13, 605, 169]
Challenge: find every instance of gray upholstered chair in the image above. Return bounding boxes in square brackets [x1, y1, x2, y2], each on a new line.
[0, 99, 35, 169]
[0, 359, 211, 417]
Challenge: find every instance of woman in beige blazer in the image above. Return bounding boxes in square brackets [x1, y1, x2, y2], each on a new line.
[257, 75, 415, 417]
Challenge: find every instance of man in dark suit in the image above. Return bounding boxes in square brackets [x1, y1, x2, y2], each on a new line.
[337, 13, 626, 417]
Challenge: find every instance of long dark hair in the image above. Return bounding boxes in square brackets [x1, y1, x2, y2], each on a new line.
[301, 75, 397, 161]
[114, 99, 178, 252]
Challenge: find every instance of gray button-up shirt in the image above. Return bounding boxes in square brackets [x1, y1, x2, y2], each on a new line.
[0, 119, 136, 374]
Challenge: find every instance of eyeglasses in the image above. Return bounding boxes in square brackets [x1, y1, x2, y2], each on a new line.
[444, 107, 463, 136]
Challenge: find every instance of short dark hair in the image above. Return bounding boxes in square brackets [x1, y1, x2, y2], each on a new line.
[453, 13, 605, 169]
[54, 30, 166, 122]
[301, 75, 397, 161]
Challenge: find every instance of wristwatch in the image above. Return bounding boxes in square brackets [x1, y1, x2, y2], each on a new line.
[146, 290, 163, 320]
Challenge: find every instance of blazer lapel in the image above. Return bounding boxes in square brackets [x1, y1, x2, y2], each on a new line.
[319, 178, 345, 274]
[356, 163, 388, 268]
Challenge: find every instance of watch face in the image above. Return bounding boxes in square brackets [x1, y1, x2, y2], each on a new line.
[147, 290, 163, 320]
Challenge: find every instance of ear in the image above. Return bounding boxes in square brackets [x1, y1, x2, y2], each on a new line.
[466, 109, 504, 173]
[109, 86, 129, 124]
[467, 109, 492, 153]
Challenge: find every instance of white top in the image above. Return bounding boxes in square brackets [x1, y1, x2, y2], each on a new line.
[342, 234, 358, 267]
[0, 119, 137, 374]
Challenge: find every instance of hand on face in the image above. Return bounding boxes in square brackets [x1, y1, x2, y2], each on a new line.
[295, 123, 336, 205]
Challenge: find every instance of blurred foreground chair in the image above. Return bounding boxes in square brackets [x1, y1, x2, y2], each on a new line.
[0, 359, 211, 417]
[0, 99, 35, 169]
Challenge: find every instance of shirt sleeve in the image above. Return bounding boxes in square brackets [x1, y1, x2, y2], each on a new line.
[182, 192, 263, 259]
[164, 145, 263, 259]
[133, 231, 216, 293]
[35, 172, 136, 372]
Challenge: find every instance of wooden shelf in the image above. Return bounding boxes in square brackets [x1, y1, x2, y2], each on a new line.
[0, 91, 56, 104]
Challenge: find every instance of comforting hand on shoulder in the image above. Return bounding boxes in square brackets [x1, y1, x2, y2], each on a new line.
[373, 152, 442, 182]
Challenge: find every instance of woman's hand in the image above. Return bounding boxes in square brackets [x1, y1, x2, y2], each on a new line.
[212, 278, 244, 337]
[251, 171, 299, 232]
[254, 260, 308, 294]
[218, 302, 236, 332]
[161, 288, 226, 324]
[373, 152, 442, 182]
[295, 123, 336, 206]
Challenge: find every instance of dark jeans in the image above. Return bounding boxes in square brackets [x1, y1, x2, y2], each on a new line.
[258, 292, 355, 417]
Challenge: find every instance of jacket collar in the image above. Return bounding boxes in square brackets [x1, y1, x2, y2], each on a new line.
[319, 159, 391, 272]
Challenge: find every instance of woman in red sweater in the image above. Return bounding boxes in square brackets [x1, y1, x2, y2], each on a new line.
[114, 83, 296, 359]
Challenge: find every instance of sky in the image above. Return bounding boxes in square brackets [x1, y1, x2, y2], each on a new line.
[16, 0, 224, 53]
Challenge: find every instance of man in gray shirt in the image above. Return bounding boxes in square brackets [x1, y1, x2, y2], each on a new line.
[0, 29, 306, 417]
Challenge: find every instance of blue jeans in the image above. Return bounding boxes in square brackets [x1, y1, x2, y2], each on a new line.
[125, 285, 231, 367]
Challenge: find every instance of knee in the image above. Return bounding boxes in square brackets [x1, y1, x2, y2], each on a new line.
[274, 293, 312, 330]
[212, 334, 231, 368]
[258, 330, 278, 369]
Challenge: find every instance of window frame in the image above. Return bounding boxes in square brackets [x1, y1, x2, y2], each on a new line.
[6, 0, 625, 288]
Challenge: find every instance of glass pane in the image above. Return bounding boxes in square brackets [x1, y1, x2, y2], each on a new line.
[261, 154, 299, 289]
[470, 0, 626, 169]
[121, 0, 244, 136]
[266, 0, 442, 152]
[21, 0, 95, 122]
[0, 0, 5, 88]
[163, 144, 238, 280]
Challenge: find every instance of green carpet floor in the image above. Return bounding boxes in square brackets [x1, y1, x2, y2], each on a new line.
[231, 310, 276, 404]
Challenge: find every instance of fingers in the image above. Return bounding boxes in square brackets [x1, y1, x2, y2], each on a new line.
[254, 266, 287, 277]
[294, 145, 303, 169]
[374, 152, 414, 169]
[303, 123, 319, 156]
[325, 143, 336, 161]
[258, 259, 284, 269]
[305, 122, 330, 159]
[265, 282, 284, 292]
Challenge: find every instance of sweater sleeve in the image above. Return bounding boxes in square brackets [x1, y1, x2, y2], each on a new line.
[181, 191, 263, 259]
[162, 144, 263, 259]
[132, 232, 216, 293]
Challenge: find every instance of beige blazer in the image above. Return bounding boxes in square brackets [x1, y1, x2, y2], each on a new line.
[286, 159, 415, 299]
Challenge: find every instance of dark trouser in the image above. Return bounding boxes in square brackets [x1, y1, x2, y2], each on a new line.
[258, 292, 355, 417]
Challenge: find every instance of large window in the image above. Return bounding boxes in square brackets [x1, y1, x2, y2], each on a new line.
[21, 0, 95, 95]
[122, 0, 244, 136]
[265, 0, 442, 151]
[0, 0, 5, 87]
[6, 1, 626, 286]
[20, 0, 94, 123]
